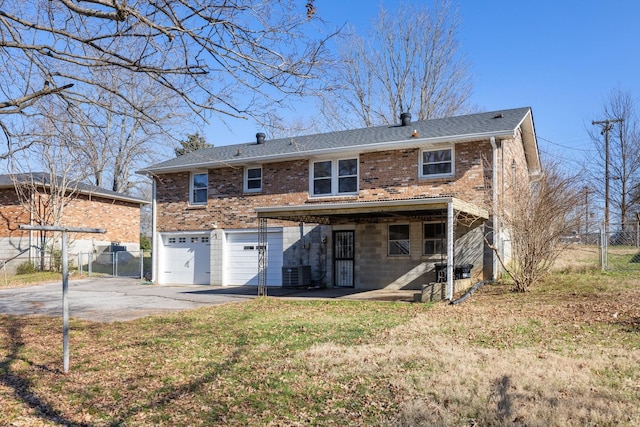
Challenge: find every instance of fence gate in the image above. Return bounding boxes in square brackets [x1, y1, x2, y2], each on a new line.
[599, 225, 640, 272]
[78, 250, 149, 278]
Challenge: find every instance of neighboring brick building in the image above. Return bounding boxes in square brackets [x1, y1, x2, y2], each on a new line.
[140, 107, 540, 298]
[0, 174, 147, 273]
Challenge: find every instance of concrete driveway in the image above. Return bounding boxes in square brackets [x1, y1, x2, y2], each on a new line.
[0, 277, 415, 322]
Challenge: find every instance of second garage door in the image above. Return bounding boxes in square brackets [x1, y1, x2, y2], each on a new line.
[225, 231, 283, 286]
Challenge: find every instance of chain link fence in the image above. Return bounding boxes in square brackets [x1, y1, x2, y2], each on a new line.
[598, 225, 640, 272]
[78, 250, 151, 279]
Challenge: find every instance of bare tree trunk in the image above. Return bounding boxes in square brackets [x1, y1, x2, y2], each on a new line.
[320, 0, 473, 130]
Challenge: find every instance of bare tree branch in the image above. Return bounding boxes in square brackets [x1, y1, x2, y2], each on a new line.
[319, 0, 472, 130]
[587, 87, 640, 230]
[487, 162, 582, 292]
[0, 0, 334, 155]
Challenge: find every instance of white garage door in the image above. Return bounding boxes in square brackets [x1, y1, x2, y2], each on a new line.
[161, 234, 210, 285]
[225, 231, 283, 286]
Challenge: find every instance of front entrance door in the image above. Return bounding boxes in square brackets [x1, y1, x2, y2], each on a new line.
[334, 230, 354, 287]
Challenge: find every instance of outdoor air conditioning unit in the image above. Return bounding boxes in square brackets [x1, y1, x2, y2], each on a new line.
[282, 265, 312, 288]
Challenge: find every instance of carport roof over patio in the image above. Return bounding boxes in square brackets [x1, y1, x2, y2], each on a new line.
[255, 196, 489, 225]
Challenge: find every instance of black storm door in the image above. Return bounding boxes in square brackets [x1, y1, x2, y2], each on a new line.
[334, 230, 354, 288]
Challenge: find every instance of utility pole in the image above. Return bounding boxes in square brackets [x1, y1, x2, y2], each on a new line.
[592, 118, 623, 236]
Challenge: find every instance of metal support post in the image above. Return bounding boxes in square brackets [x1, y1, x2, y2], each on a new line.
[19, 224, 105, 373]
[61, 231, 69, 373]
[258, 217, 267, 296]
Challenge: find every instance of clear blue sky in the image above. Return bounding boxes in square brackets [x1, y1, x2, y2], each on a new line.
[205, 0, 640, 171]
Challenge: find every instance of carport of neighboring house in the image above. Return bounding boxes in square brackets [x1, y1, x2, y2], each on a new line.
[158, 229, 283, 286]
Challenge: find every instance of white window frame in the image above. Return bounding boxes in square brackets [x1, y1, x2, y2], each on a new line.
[423, 221, 447, 256]
[190, 171, 208, 205]
[244, 166, 262, 193]
[420, 146, 454, 179]
[309, 157, 359, 197]
[388, 224, 411, 256]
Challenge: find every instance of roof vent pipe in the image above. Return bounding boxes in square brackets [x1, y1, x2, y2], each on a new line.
[400, 112, 411, 126]
[256, 132, 266, 144]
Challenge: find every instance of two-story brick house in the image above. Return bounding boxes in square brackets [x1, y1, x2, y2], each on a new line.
[140, 107, 540, 298]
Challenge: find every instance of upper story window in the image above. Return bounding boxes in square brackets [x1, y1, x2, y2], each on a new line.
[190, 172, 208, 205]
[311, 158, 358, 196]
[420, 147, 454, 178]
[424, 221, 447, 255]
[244, 167, 262, 192]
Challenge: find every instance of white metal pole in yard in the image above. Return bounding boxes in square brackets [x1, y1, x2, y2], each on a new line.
[140, 249, 144, 280]
[61, 231, 69, 373]
[19, 224, 105, 374]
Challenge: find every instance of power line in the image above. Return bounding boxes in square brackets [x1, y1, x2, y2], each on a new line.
[538, 136, 595, 152]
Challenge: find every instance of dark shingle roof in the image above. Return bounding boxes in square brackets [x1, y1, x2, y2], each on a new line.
[0, 173, 148, 205]
[140, 107, 535, 173]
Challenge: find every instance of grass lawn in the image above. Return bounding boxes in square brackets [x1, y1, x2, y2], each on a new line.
[0, 271, 95, 289]
[1, 271, 640, 426]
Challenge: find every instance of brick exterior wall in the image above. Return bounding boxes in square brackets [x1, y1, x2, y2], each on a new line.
[154, 136, 530, 289]
[60, 194, 141, 244]
[155, 140, 497, 231]
[0, 190, 141, 243]
[0, 190, 30, 237]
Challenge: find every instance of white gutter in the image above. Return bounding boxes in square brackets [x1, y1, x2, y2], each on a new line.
[139, 130, 518, 175]
[490, 136, 499, 280]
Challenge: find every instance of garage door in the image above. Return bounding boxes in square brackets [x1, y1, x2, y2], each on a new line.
[225, 231, 282, 286]
[161, 234, 210, 285]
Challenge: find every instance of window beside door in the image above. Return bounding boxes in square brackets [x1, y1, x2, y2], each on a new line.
[388, 224, 410, 256]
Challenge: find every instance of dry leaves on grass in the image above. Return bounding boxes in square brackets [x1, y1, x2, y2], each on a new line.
[2, 273, 640, 426]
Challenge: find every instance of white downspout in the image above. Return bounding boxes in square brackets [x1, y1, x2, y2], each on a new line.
[490, 137, 499, 280]
[446, 201, 454, 300]
[29, 190, 34, 263]
[151, 177, 158, 283]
